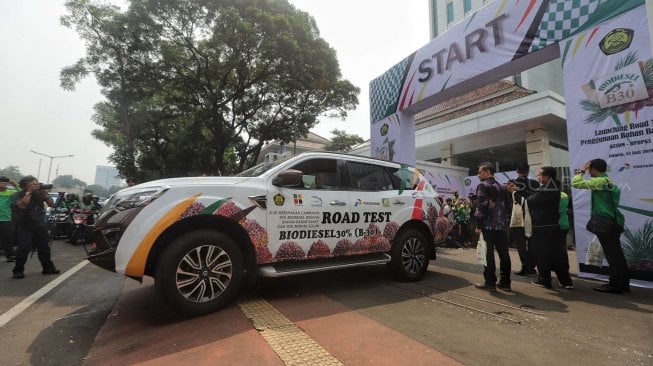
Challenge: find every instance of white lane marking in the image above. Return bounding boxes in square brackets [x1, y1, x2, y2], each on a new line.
[0, 260, 89, 328]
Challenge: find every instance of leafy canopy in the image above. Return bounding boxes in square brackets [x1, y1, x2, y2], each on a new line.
[61, 0, 359, 179]
[323, 129, 364, 153]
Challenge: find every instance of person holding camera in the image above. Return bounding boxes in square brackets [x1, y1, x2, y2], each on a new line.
[10, 175, 60, 279]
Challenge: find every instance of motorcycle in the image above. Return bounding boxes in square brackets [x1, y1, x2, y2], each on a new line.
[70, 209, 98, 245]
[48, 207, 72, 239]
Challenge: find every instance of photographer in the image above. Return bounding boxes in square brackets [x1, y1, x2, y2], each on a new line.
[10, 175, 60, 279]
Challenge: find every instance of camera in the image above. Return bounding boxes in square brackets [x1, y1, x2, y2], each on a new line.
[39, 183, 54, 190]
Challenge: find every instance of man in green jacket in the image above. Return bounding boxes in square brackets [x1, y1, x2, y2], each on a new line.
[572, 158, 629, 294]
[0, 176, 17, 262]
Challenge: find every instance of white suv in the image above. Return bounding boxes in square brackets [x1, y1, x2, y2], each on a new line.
[89, 152, 440, 317]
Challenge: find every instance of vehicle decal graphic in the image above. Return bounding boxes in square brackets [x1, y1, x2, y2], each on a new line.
[201, 197, 232, 214]
[125, 193, 202, 276]
[209, 199, 273, 263]
[411, 180, 427, 220]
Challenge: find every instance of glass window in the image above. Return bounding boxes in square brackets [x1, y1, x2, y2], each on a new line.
[347, 162, 395, 191]
[447, 2, 454, 23]
[464, 0, 472, 13]
[289, 158, 339, 190]
[388, 166, 418, 191]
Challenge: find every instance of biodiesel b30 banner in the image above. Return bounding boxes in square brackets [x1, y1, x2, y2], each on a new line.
[561, 5, 653, 286]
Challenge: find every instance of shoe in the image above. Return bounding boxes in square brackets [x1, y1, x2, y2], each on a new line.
[496, 283, 512, 291]
[6, 256, 16, 262]
[531, 280, 552, 289]
[474, 283, 497, 292]
[515, 269, 537, 276]
[42, 268, 61, 275]
[558, 282, 574, 289]
[593, 284, 623, 294]
[12, 271, 24, 279]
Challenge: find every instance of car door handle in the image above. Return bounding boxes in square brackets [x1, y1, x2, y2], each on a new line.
[330, 200, 347, 206]
[393, 200, 405, 205]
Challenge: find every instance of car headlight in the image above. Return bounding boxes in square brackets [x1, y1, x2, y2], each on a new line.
[104, 187, 168, 211]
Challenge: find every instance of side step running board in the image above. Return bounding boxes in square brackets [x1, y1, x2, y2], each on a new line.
[257, 253, 392, 278]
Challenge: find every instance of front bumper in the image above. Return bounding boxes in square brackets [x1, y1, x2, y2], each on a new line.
[86, 206, 145, 273]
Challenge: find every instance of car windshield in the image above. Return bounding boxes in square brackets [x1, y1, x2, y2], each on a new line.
[236, 156, 292, 177]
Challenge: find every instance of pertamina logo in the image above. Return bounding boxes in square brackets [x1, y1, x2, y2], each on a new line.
[599, 28, 633, 55]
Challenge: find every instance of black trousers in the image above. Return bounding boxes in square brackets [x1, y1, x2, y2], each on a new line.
[0, 221, 16, 258]
[596, 226, 630, 290]
[510, 226, 535, 271]
[482, 229, 510, 286]
[532, 225, 572, 286]
[13, 223, 55, 273]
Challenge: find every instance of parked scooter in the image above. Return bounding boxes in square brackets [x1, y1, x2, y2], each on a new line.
[48, 207, 72, 239]
[70, 209, 98, 245]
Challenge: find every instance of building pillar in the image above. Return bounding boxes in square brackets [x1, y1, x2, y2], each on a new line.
[440, 144, 457, 165]
[526, 128, 551, 168]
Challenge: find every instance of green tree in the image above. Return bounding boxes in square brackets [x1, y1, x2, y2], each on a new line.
[61, 0, 359, 178]
[0, 166, 23, 183]
[52, 175, 86, 188]
[323, 129, 364, 152]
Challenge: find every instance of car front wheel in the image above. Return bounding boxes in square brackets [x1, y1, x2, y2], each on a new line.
[389, 229, 429, 281]
[155, 230, 243, 317]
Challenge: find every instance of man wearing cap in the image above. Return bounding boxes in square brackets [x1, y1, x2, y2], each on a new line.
[0, 176, 18, 262]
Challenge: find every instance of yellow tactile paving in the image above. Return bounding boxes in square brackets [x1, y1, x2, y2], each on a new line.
[238, 297, 343, 366]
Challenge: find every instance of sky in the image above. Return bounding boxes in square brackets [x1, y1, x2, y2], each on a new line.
[0, 0, 430, 184]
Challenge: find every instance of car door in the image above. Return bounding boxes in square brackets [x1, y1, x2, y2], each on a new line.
[266, 157, 352, 261]
[345, 160, 400, 254]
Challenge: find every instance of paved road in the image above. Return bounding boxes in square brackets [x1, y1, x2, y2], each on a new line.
[85, 248, 653, 366]
[1, 242, 652, 365]
[0, 239, 125, 366]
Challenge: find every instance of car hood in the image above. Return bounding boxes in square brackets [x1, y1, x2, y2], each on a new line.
[131, 176, 253, 189]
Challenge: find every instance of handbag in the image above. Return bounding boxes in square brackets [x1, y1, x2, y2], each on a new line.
[475, 233, 487, 266]
[584, 235, 604, 267]
[586, 182, 619, 235]
[509, 192, 525, 228]
[523, 198, 532, 238]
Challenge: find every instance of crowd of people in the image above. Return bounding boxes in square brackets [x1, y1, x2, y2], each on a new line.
[471, 158, 629, 294]
[0, 175, 109, 279]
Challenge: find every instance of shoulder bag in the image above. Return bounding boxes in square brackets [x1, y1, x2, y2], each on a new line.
[509, 192, 525, 228]
[586, 179, 618, 235]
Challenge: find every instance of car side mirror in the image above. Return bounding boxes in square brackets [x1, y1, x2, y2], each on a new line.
[272, 169, 303, 187]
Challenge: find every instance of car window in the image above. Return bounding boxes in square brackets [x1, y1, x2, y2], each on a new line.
[387, 166, 417, 190]
[288, 158, 339, 190]
[347, 161, 395, 191]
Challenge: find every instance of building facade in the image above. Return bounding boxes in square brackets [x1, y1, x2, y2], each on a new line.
[424, 0, 569, 173]
[94, 165, 121, 189]
[355, 0, 570, 179]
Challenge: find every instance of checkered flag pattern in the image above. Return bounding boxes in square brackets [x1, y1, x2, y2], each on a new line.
[369, 57, 410, 123]
[530, 0, 600, 52]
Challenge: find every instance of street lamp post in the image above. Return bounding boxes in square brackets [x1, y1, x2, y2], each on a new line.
[30, 150, 74, 184]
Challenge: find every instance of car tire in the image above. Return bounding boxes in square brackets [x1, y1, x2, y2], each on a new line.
[389, 229, 429, 281]
[155, 230, 244, 317]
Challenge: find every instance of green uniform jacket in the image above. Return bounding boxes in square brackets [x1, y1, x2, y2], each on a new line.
[0, 188, 18, 221]
[559, 192, 569, 230]
[571, 173, 624, 227]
